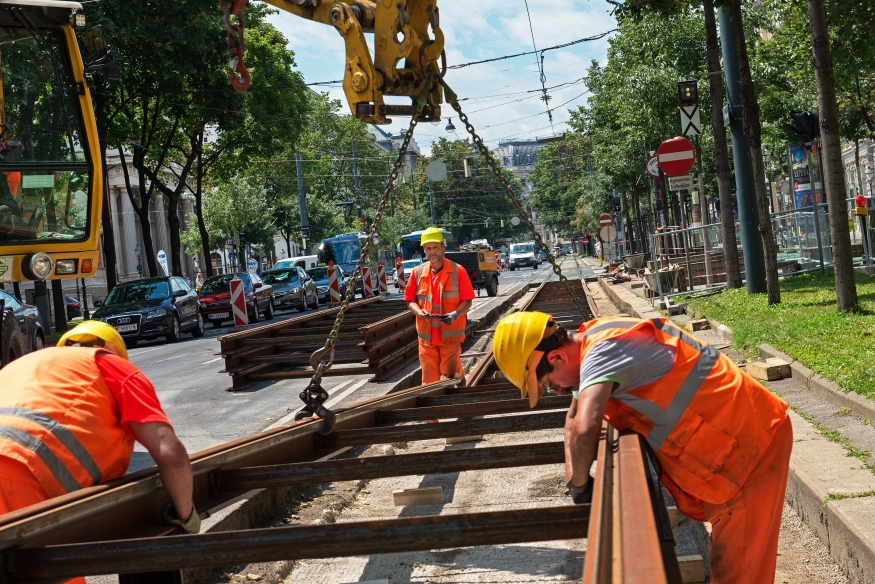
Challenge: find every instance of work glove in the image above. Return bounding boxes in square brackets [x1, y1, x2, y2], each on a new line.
[566, 477, 594, 505]
[441, 311, 459, 325]
[161, 501, 201, 535]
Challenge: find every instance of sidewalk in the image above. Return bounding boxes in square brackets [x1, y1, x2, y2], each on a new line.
[598, 274, 875, 584]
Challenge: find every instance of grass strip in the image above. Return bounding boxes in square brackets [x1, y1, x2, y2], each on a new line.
[683, 269, 875, 400]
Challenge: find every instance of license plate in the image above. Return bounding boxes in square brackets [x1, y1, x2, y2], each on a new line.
[114, 324, 137, 333]
[209, 312, 230, 320]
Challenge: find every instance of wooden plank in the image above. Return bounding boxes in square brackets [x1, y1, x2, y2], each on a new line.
[746, 359, 790, 381]
[677, 554, 705, 583]
[393, 487, 444, 506]
[445, 435, 482, 444]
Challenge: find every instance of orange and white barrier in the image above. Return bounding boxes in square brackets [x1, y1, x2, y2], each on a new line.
[395, 258, 406, 290]
[377, 261, 388, 294]
[328, 265, 341, 305]
[230, 278, 249, 327]
[362, 266, 374, 297]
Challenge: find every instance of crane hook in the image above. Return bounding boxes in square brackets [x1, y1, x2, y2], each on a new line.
[221, 0, 250, 91]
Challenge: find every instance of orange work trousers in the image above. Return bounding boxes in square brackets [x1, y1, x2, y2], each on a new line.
[671, 414, 792, 584]
[418, 339, 464, 384]
[0, 470, 86, 584]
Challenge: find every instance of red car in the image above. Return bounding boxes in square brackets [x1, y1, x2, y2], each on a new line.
[198, 272, 275, 327]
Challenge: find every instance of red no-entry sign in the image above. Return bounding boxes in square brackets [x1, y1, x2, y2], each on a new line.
[657, 136, 695, 176]
[599, 214, 613, 227]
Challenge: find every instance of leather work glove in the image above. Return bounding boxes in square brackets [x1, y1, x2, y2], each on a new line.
[566, 477, 594, 505]
[161, 501, 201, 535]
[441, 311, 459, 325]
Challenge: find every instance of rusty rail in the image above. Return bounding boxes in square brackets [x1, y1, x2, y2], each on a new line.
[216, 297, 419, 389]
[0, 273, 686, 583]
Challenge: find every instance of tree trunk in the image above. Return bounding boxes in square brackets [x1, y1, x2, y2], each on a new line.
[726, 0, 780, 303]
[119, 146, 158, 277]
[94, 93, 117, 291]
[194, 132, 214, 278]
[808, 0, 857, 310]
[703, 0, 742, 288]
[166, 194, 183, 276]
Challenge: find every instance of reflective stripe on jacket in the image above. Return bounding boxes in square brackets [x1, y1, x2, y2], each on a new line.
[580, 316, 788, 504]
[0, 347, 135, 498]
[415, 260, 467, 345]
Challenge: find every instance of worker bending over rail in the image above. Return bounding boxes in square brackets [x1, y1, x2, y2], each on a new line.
[493, 312, 791, 584]
[405, 227, 475, 384]
[0, 322, 199, 580]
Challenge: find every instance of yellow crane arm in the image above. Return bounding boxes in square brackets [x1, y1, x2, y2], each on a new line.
[235, 0, 444, 124]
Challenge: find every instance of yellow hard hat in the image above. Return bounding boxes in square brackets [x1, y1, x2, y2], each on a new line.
[420, 227, 445, 245]
[58, 320, 128, 360]
[493, 311, 559, 408]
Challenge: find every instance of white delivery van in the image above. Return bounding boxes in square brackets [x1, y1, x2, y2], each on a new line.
[273, 255, 318, 271]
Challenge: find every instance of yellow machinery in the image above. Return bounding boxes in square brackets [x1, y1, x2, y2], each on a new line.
[223, 0, 445, 125]
[0, 1, 104, 287]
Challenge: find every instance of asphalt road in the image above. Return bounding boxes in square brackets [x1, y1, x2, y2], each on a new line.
[126, 257, 592, 472]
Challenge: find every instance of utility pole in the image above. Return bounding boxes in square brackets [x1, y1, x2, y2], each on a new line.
[295, 149, 310, 252]
[352, 138, 362, 220]
[718, 5, 766, 293]
[429, 182, 435, 223]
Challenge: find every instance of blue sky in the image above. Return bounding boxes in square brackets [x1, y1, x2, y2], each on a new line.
[265, 0, 616, 154]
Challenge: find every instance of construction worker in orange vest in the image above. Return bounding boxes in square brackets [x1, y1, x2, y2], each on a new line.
[404, 227, 476, 384]
[0, 321, 199, 581]
[493, 312, 791, 584]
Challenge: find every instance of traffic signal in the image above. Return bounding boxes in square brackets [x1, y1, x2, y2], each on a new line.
[611, 196, 621, 211]
[790, 111, 820, 142]
[678, 80, 698, 106]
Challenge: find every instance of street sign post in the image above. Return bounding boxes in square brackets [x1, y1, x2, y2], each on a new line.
[230, 278, 249, 327]
[657, 136, 695, 176]
[646, 156, 660, 178]
[599, 213, 613, 227]
[668, 175, 694, 191]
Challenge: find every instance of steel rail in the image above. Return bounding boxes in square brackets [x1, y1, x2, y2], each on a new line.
[10, 506, 590, 582]
[214, 442, 565, 491]
[318, 411, 568, 448]
[0, 268, 685, 584]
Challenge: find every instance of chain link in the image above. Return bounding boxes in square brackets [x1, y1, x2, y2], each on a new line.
[438, 80, 589, 319]
[308, 94, 426, 382]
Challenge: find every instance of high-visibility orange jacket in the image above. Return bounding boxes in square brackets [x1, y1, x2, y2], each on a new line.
[415, 260, 467, 345]
[0, 347, 135, 499]
[579, 316, 788, 504]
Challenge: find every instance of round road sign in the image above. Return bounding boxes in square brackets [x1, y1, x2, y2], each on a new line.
[646, 156, 660, 178]
[511, 216, 521, 226]
[657, 136, 695, 177]
[599, 213, 613, 227]
[426, 160, 448, 182]
[599, 225, 617, 242]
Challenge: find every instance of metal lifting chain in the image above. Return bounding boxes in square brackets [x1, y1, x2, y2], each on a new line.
[437, 79, 589, 319]
[297, 88, 428, 427]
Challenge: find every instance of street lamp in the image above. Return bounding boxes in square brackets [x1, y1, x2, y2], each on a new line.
[445, 117, 456, 132]
[134, 244, 142, 278]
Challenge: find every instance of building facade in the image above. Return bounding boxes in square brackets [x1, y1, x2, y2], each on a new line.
[493, 139, 554, 243]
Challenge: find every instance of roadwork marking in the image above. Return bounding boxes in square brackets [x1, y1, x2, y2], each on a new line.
[202, 357, 223, 365]
[265, 379, 360, 430]
[324, 378, 369, 409]
[154, 354, 188, 364]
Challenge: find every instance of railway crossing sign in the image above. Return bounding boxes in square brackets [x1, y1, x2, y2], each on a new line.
[230, 278, 249, 327]
[646, 156, 660, 178]
[599, 213, 613, 227]
[657, 136, 695, 176]
[680, 105, 701, 136]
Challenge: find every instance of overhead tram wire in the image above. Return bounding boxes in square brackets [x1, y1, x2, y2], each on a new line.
[523, 0, 554, 134]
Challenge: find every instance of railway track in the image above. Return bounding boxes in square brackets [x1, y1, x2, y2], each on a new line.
[218, 296, 419, 389]
[0, 273, 685, 583]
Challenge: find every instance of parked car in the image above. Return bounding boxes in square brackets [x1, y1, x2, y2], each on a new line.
[539, 250, 547, 262]
[395, 259, 424, 289]
[199, 272, 274, 327]
[509, 242, 539, 270]
[306, 265, 348, 303]
[65, 295, 82, 320]
[93, 276, 204, 346]
[0, 290, 44, 361]
[261, 266, 318, 312]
